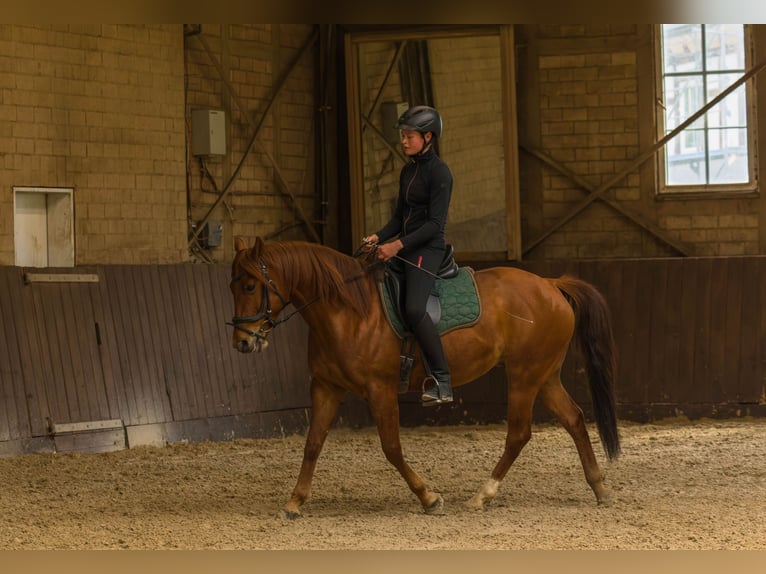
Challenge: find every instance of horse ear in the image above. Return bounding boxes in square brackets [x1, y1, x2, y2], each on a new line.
[252, 236, 264, 258]
[234, 236, 248, 252]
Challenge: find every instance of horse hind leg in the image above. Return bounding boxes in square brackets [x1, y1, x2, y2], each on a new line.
[537, 373, 612, 506]
[280, 377, 345, 519]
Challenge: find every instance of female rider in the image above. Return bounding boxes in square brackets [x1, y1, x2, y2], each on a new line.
[363, 105, 453, 405]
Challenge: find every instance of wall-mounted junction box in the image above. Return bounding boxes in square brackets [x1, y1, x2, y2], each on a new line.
[192, 109, 226, 156]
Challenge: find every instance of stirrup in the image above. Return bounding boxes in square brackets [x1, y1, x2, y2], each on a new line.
[421, 375, 453, 406]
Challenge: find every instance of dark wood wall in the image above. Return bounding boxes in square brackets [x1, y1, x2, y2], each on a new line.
[2, 256, 765, 456]
[0, 264, 319, 456]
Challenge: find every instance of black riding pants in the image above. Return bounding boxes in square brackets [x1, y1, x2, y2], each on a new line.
[400, 246, 449, 377]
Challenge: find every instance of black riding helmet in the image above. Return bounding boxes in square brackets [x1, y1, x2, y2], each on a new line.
[396, 105, 442, 139]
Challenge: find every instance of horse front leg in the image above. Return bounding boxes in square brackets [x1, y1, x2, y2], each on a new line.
[367, 381, 444, 515]
[465, 383, 536, 511]
[280, 377, 344, 519]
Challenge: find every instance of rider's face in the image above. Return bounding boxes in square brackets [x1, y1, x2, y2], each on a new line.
[401, 129, 430, 156]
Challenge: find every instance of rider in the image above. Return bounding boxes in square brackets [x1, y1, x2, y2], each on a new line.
[363, 105, 454, 406]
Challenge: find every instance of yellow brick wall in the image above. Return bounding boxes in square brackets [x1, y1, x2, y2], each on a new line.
[519, 24, 765, 259]
[430, 35, 506, 253]
[1, 24, 317, 266]
[0, 24, 187, 265]
[184, 24, 317, 262]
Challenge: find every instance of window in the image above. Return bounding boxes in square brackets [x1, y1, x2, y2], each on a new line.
[14, 187, 74, 267]
[656, 24, 755, 193]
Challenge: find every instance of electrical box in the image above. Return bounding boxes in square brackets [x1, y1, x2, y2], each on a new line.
[380, 101, 409, 146]
[192, 109, 226, 156]
[200, 220, 223, 248]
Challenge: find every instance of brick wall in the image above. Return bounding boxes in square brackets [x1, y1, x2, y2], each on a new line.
[430, 34, 506, 253]
[183, 24, 317, 262]
[1, 24, 317, 266]
[519, 24, 765, 259]
[0, 24, 187, 265]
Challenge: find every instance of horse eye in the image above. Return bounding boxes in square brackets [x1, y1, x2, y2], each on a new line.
[245, 284, 256, 293]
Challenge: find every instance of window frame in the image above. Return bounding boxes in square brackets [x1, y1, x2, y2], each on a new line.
[654, 24, 758, 198]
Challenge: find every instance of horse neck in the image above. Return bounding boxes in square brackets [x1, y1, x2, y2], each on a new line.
[263, 242, 374, 322]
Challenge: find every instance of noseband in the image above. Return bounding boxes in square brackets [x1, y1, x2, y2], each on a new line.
[227, 258, 292, 342]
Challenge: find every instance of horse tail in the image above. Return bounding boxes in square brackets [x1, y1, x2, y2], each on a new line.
[553, 275, 621, 461]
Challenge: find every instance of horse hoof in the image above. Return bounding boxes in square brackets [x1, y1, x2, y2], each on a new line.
[597, 495, 613, 508]
[278, 508, 302, 520]
[424, 495, 444, 515]
[463, 497, 485, 511]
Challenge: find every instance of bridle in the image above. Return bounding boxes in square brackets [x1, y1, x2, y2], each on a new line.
[227, 248, 381, 343]
[227, 257, 304, 343]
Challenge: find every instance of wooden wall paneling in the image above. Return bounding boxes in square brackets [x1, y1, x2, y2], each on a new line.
[6, 268, 51, 437]
[90, 267, 128, 421]
[0, 269, 23, 441]
[181, 264, 224, 419]
[205, 264, 244, 416]
[173, 264, 211, 420]
[67, 276, 111, 421]
[136, 266, 173, 424]
[692, 259, 714, 407]
[648, 259, 670, 404]
[708, 259, 729, 405]
[147, 264, 186, 421]
[189, 264, 230, 417]
[737, 257, 760, 403]
[676, 258, 700, 405]
[131, 266, 170, 425]
[101, 266, 142, 426]
[722, 257, 745, 403]
[56, 283, 89, 421]
[616, 259, 642, 407]
[113, 264, 154, 425]
[37, 282, 83, 424]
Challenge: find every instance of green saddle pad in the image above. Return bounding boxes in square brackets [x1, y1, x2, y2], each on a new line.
[379, 266, 481, 339]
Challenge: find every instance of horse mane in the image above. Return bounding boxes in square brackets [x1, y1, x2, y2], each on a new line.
[236, 240, 373, 318]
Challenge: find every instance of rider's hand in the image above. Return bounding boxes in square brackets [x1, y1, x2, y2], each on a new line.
[376, 240, 403, 261]
[361, 235, 379, 253]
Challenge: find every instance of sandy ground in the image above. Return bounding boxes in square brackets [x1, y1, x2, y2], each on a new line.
[1, 417, 765, 550]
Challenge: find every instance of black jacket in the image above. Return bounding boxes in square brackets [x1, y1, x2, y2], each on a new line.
[374, 147, 453, 252]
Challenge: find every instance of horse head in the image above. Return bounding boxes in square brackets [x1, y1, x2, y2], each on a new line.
[229, 236, 291, 353]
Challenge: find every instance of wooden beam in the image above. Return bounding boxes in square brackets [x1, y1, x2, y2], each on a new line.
[23, 273, 99, 284]
[521, 144, 693, 256]
[49, 418, 124, 435]
[189, 27, 320, 246]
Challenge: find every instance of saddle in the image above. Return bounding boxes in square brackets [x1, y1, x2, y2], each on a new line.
[378, 245, 480, 393]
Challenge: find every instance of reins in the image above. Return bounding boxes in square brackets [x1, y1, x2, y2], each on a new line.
[227, 249, 381, 339]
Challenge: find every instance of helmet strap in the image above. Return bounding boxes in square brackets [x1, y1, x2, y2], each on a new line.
[415, 132, 433, 157]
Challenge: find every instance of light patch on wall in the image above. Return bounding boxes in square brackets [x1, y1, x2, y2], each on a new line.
[14, 187, 74, 268]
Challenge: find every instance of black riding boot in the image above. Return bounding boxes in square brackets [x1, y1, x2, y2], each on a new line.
[412, 314, 453, 406]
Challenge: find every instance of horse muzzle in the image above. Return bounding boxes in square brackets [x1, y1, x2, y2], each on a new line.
[235, 337, 267, 353]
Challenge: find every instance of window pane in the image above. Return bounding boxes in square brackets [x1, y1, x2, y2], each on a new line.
[705, 24, 745, 71]
[664, 74, 705, 131]
[666, 129, 706, 185]
[660, 24, 750, 189]
[662, 24, 703, 73]
[708, 128, 749, 184]
[706, 76, 747, 129]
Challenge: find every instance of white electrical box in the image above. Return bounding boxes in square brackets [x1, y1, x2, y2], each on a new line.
[192, 109, 226, 156]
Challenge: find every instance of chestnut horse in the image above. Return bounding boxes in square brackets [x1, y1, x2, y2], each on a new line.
[229, 236, 620, 518]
